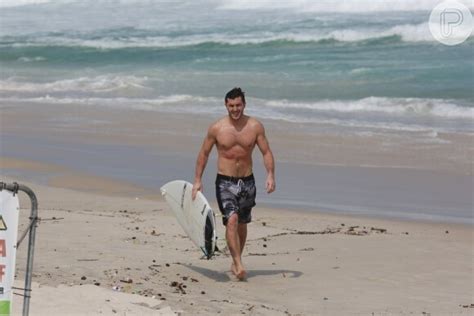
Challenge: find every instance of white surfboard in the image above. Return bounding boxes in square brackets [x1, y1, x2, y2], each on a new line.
[160, 180, 217, 259]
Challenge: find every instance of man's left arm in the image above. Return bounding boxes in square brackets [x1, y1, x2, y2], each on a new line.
[256, 121, 276, 193]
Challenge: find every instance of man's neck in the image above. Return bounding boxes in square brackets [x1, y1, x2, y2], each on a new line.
[228, 115, 248, 129]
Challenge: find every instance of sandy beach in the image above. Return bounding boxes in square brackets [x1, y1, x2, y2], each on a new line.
[1, 173, 471, 315]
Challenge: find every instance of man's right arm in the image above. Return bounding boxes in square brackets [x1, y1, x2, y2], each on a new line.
[192, 124, 217, 200]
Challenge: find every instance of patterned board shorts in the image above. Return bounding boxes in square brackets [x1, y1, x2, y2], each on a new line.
[215, 174, 257, 226]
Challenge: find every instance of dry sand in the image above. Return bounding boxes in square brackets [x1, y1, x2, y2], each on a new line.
[4, 175, 472, 315]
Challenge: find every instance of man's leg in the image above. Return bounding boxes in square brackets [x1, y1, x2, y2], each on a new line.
[238, 223, 247, 256]
[226, 213, 246, 280]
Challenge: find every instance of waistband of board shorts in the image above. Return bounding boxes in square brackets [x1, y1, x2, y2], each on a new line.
[216, 173, 254, 183]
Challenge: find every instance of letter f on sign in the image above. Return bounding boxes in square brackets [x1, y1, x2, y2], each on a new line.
[440, 8, 463, 37]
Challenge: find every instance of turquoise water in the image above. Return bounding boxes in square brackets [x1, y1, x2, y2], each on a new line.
[1, 1, 473, 134]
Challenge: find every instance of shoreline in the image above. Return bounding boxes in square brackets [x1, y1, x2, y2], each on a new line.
[2, 156, 473, 226]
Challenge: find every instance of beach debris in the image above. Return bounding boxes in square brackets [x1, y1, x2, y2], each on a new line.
[40, 217, 65, 222]
[170, 281, 186, 294]
[165, 263, 170, 267]
[460, 303, 474, 308]
[248, 253, 267, 256]
[77, 258, 99, 262]
[148, 268, 160, 277]
[323, 297, 328, 301]
[112, 286, 122, 291]
[211, 299, 232, 303]
[262, 222, 267, 226]
[300, 247, 315, 252]
[94, 282, 101, 286]
[120, 278, 133, 284]
[296, 228, 342, 235]
[81, 276, 87, 281]
[346, 226, 369, 236]
[263, 244, 267, 248]
[445, 230, 449, 234]
[191, 278, 199, 282]
[370, 227, 387, 234]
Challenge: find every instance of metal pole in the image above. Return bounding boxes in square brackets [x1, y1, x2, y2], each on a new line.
[0, 182, 38, 316]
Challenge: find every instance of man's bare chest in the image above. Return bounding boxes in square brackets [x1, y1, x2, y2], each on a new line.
[216, 129, 256, 150]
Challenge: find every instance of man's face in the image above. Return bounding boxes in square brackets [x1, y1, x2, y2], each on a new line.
[225, 97, 245, 121]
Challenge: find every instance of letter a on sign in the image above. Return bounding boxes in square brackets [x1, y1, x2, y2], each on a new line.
[0, 191, 20, 315]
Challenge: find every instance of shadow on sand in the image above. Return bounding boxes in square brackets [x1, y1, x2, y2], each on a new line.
[180, 263, 303, 282]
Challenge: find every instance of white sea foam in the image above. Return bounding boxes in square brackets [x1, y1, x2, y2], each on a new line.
[17, 56, 46, 62]
[2, 22, 443, 49]
[0, 95, 221, 112]
[217, 0, 473, 12]
[0, 75, 149, 92]
[1, 93, 471, 122]
[263, 97, 474, 119]
[329, 23, 434, 42]
[4, 0, 472, 11]
[0, 0, 55, 7]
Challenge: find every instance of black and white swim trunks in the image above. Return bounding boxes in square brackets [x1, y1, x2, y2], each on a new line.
[215, 174, 256, 226]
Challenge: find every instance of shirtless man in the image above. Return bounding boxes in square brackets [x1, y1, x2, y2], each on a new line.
[192, 87, 276, 280]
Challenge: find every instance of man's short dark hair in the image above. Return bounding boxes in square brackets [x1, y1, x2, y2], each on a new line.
[225, 87, 246, 104]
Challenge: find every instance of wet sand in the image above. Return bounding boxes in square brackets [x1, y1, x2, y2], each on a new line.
[2, 103, 473, 223]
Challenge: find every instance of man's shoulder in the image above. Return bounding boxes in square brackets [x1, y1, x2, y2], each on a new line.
[247, 116, 264, 130]
[211, 117, 228, 127]
[207, 117, 226, 133]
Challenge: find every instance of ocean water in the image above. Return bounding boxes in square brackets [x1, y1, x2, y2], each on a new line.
[1, 0, 473, 135]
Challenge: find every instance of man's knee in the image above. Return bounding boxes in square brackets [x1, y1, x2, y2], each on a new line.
[226, 212, 239, 228]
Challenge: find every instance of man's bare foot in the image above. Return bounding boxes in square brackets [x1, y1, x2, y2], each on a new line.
[235, 268, 247, 281]
[231, 263, 246, 281]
